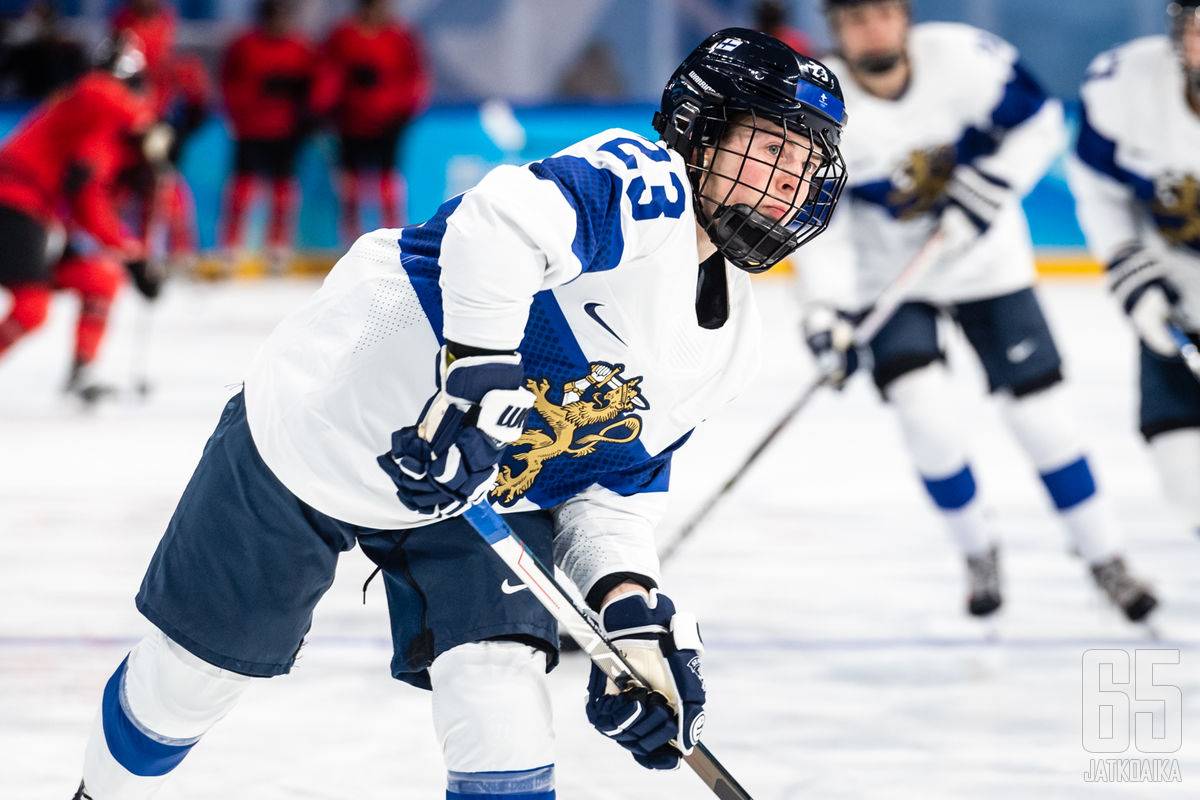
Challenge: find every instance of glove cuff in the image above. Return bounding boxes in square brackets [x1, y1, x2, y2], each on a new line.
[1106, 246, 1175, 314]
[945, 164, 1010, 228]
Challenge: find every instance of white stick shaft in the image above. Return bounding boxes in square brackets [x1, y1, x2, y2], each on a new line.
[853, 231, 949, 346]
[1168, 324, 1200, 379]
[458, 502, 755, 800]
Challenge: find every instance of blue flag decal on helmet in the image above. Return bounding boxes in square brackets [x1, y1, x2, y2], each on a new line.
[795, 80, 844, 123]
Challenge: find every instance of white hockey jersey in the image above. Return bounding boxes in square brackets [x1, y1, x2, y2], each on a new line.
[797, 22, 1064, 311]
[242, 128, 762, 596]
[1067, 35, 1200, 328]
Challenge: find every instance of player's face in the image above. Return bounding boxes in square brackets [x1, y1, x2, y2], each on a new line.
[831, 0, 909, 74]
[1182, 16, 1200, 74]
[700, 117, 825, 225]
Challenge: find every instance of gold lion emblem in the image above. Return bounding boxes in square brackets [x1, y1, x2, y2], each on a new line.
[490, 362, 647, 505]
[888, 145, 956, 219]
[1152, 173, 1200, 248]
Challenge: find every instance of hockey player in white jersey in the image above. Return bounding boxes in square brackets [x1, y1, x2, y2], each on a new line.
[796, 0, 1158, 621]
[1066, 1, 1200, 538]
[69, 29, 849, 799]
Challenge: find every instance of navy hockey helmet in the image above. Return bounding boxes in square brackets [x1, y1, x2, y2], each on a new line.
[653, 28, 849, 273]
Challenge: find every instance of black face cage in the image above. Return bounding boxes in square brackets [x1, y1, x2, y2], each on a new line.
[686, 108, 847, 273]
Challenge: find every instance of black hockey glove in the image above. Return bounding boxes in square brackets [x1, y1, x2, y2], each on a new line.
[125, 258, 165, 301]
[937, 164, 1011, 251]
[1106, 245, 1184, 357]
[585, 590, 705, 770]
[377, 346, 533, 518]
[802, 304, 857, 390]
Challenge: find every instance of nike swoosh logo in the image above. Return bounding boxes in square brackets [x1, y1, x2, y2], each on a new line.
[500, 579, 528, 595]
[1006, 338, 1037, 363]
[583, 302, 627, 345]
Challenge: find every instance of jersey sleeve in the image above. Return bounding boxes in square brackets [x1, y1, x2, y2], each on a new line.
[549, 428, 690, 599]
[1065, 51, 1149, 264]
[552, 484, 667, 602]
[439, 130, 684, 350]
[959, 32, 1064, 195]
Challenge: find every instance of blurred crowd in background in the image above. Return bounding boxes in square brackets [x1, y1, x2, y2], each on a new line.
[0, 0, 1176, 272]
[0, 0, 1187, 397]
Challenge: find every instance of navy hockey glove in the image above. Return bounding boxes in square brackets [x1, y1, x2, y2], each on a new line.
[1106, 245, 1184, 357]
[802, 304, 857, 390]
[585, 590, 705, 770]
[378, 346, 533, 517]
[937, 164, 1011, 251]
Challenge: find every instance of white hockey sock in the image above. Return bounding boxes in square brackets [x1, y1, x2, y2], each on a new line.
[82, 629, 250, 799]
[886, 365, 991, 557]
[431, 640, 555, 795]
[1002, 385, 1120, 563]
[1149, 428, 1200, 529]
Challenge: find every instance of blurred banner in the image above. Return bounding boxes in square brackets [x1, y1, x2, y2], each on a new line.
[0, 100, 1095, 270]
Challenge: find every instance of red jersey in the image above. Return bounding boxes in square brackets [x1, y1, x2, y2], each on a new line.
[313, 19, 430, 137]
[221, 29, 315, 140]
[0, 72, 153, 252]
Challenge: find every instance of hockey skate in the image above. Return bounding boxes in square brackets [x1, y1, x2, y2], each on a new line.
[65, 361, 116, 405]
[1091, 556, 1157, 622]
[71, 780, 93, 799]
[965, 544, 1002, 616]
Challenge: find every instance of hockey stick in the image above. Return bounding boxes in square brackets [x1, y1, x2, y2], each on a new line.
[130, 298, 156, 399]
[659, 231, 950, 564]
[459, 501, 755, 800]
[1167, 320, 1200, 381]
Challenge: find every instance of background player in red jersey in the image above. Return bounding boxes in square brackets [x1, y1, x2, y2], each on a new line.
[0, 35, 156, 400]
[219, 0, 315, 273]
[111, 0, 210, 275]
[313, 0, 430, 240]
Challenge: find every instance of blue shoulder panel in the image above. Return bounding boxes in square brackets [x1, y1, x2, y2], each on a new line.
[956, 61, 1048, 164]
[1074, 104, 1156, 202]
[396, 193, 467, 345]
[529, 156, 626, 275]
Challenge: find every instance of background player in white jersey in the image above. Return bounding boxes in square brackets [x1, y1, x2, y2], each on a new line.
[796, 0, 1158, 621]
[69, 29, 849, 800]
[1066, 1, 1200, 539]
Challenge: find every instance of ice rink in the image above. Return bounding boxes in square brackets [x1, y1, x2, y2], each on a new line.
[2, 273, 1197, 799]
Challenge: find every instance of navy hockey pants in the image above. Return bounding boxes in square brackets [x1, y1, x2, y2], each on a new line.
[136, 391, 557, 687]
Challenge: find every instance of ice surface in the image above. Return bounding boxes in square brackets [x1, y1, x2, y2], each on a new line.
[1, 276, 1196, 799]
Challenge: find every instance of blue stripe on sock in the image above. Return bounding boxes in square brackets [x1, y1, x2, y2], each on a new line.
[922, 465, 977, 510]
[447, 765, 554, 798]
[1040, 456, 1096, 510]
[101, 657, 198, 777]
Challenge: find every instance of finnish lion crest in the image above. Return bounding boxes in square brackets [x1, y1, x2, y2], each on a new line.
[888, 145, 956, 219]
[1152, 172, 1200, 251]
[490, 362, 649, 505]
